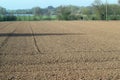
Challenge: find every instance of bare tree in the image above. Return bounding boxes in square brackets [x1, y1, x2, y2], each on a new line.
[92, 0, 106, 20]
[118, 0, 120, 4]
[32, 7, 41, 16]
[0, 7, 6, 15]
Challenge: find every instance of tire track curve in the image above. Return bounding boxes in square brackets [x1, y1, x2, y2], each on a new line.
[29, 23, 42, 54]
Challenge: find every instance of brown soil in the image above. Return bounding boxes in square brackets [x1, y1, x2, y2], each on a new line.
[0, 21, 120, 80]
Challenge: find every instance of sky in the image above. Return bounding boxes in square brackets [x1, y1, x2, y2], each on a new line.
[0, 0, 118, 10]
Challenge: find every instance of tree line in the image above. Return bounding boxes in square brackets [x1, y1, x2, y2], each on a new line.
[0, 0, 120, 21]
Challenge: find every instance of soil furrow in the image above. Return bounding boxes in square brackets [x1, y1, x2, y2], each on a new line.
[1, 67, 120, 73]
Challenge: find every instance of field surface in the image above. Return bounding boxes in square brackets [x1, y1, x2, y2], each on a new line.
[0, 21, 120, 80]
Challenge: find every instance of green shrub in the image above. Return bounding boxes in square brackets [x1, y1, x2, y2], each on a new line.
[0, 16, 17, 21]
[108, 15, 120, 20]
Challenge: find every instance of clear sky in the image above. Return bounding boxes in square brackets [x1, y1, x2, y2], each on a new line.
[0, 0, 118, 9]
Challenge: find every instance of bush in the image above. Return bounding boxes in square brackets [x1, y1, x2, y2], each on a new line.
[0, 16, 3, 21]
[108, 15, 120, 20]
[0, 16, 17, 21]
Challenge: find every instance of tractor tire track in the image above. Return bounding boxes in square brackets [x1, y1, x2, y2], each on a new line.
[0, 22, 12, 30]
[0, 23, 20, 50]
[29, 23, 42, 54]
[0, 28, 17, 50]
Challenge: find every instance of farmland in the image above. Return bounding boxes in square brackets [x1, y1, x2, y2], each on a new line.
[0, 21, 120, 80]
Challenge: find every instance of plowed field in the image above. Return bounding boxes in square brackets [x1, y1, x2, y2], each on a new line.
[0, 21, 120, 80]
